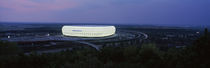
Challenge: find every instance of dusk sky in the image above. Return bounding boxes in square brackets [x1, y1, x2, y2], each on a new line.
[0, 0, 209, 25]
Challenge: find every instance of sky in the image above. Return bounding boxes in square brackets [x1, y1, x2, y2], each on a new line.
[0, 0, 209, 25]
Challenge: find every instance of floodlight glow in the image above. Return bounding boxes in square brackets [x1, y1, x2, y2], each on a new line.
[62, 25, 116, 37]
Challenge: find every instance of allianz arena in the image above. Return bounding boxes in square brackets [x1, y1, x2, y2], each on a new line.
[0, 24, 148, 52]
[62, 25, 116, 37]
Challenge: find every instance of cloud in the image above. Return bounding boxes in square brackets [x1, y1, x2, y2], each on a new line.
[0, 0, 77, 12]
[0, 0, 209, 25]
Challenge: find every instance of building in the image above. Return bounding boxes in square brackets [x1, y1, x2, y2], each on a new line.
[62, 25, 116, 37]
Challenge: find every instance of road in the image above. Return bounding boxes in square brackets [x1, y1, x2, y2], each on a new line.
[75, 41, 100, 51]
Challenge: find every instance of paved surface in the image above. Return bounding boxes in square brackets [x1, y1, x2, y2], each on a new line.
[75, 41, 100, 51]
[6, 30, 148, 55]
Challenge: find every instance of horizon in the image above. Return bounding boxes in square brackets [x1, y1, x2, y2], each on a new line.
[0, 21, 209, 27]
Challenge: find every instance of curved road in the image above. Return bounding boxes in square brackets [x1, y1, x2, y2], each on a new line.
[23, 30, 148, 54]
[74, 41, 100, 51]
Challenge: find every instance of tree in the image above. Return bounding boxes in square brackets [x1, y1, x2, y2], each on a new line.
[204, 28, 208, 37]
[123, 46, 139, 63]
[139, 43, 163, 68]
[193, 28, 210, 55]
[98, 47, 125, 63]
[0, 41, 21, 55]
[192, 28, 210, 68]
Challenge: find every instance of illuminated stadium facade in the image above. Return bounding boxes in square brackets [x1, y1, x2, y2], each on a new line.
[62, 25, 116, 37]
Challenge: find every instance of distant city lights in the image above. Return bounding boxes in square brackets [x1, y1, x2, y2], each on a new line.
[7, 36, 10, 38]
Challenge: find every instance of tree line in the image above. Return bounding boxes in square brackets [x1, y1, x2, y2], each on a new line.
[0, 28, 209, 68]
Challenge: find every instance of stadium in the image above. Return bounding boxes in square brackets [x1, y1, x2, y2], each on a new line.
[0, 24, 148, 52]
[62, 25, 116, 37]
